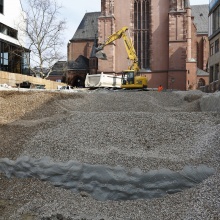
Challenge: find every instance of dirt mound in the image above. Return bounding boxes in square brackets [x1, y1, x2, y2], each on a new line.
[0, 91, 84, 124]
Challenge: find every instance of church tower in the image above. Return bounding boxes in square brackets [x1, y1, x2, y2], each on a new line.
[96, 0, 200, 90]
[98, 0, 151, 73]
[98, 0, 116, 73]
[168, 0, 196, 90]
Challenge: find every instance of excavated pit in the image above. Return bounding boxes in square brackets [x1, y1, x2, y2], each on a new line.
[0, 156, 215, 201]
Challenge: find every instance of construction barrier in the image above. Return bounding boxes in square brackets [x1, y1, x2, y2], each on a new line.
[0, 71, 66, 90]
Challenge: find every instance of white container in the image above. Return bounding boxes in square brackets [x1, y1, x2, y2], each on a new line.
[85, 72, 122, 88]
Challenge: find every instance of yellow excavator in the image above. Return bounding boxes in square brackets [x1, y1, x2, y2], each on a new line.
[96, 26, 148, 89]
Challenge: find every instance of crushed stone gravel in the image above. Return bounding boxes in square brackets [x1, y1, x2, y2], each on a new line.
[0, 89, 220, 220]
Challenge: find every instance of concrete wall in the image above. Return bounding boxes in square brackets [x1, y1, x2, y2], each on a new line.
[0, 71, 66, 89]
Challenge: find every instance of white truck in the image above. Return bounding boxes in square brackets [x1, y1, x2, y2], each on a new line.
[85, 72, 122, 89]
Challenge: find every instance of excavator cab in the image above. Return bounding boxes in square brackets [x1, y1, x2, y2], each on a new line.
[121, 70, 148, 89]
[122, 71, 134, 85]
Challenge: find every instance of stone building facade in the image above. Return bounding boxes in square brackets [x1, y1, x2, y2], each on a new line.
[67, 12, 100, 86]
[208, 0, 220, 92]
[191, 4, 209, 89]
[68, 0, 209, 90]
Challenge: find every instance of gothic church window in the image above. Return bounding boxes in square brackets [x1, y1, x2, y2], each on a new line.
[134, 0, 150, 69]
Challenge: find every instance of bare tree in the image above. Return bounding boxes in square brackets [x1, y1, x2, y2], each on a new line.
[20, 0, 66, 78]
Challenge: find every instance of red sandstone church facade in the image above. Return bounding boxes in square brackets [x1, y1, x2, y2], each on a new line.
[68, 0, 209, 90]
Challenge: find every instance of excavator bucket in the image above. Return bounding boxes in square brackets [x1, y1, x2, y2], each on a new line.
[96, 50, 107, 60]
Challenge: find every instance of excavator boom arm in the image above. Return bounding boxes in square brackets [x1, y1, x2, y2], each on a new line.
[96, 27, 128, 51]
[121, 33, 139, 71]
[94, 26, 147, 89]
[96, 26, 139, 72]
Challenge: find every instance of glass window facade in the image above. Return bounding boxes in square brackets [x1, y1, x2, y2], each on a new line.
[0, 40, 30, 74]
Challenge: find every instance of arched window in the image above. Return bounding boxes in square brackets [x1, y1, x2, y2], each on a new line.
[134, 0, 150, 69]
[198, 78, 205, 87]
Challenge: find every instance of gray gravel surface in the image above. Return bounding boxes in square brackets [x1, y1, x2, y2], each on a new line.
[0, 89, 220, 220]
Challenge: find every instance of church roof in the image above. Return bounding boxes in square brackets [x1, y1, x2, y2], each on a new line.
[191, 5, 209, 34]
[67, 55, 89, 70]
[197, 68, 209, 76]
[70, 12, 101, 41]
[52, 61, 67, 71]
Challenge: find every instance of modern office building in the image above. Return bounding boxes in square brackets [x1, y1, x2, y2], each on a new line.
[0, 0, 29, 74]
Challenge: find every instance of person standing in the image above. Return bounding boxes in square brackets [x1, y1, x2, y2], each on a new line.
[158, 85, 163, 92]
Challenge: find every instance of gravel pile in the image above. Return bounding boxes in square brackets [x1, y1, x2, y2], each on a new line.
[0, 89, 220, 220]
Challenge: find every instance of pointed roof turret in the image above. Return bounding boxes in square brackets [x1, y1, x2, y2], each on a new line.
[185, 0, 191, 9]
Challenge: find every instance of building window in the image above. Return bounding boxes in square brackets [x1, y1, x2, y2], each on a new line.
[198, 78, 205, 87]
[213, 5, 220, 33]
[210, 43, 214, 56]
[134, 0, 150, 69]
[22, 52, 30, 75]
[210, 66, 214, 83]
[0, 0, 3, 14]
[215, 39, 219, 53]
[215, 63, 219, 81]
[0, 40, 30, 74]
[0, 23, 18, 39]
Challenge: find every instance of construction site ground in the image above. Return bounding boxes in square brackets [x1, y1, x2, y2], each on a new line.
[0, 88, 220, 220]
